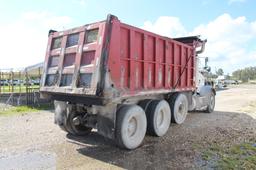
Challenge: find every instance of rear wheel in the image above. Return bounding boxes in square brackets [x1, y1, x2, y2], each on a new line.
[116, 105, 147, 150]
[205, 92, 215, 113]
[170, 93, 188, 124]
[65, 105, 92, 136]
[54, 101, 92, 136]
[146, 100, 171, 136]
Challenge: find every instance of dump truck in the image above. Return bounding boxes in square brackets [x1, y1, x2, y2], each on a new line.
[40, 14, 215, 149]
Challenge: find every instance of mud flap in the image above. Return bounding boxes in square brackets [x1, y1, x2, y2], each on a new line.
[54, 100, 67, 126]
[95, 104, 117, 139]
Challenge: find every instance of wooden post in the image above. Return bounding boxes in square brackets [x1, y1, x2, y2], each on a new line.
[19, 71, 21, 93]
[2, 72, 5, 93]
[0, 70, 1, 94]
[8, 72, 10, 92]
[11, 71, 14, 93]
[25, 69, 29, 105]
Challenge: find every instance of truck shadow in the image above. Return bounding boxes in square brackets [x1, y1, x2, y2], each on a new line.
[66, 132, 115, 148]
[66, 130, 180, 169]
[71, 133, 178, 169]
[67, 133, 163, 169]
[66, 111, 256, 170]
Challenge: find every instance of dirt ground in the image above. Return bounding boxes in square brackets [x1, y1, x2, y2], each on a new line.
[0, 85, 256, 169]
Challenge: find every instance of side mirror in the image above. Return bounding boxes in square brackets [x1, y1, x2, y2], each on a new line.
[204, 57, 209, 67]
[205, 57, 208, 63]
[203, 66, 211, 72]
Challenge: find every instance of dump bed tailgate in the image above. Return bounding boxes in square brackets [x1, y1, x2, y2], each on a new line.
[40, 20, 107, 96]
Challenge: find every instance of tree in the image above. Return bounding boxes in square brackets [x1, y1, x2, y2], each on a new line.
[216, 68, 224, 76]
[232, 66, 256, 82]
[226, 74, 231, 80]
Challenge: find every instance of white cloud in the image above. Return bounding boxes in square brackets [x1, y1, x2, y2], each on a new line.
[228, 0, 246, 4]
[21, 11, 72, 30]
[192, 13, 256, 73]
[0, 11, 73, 69]
[142, 13, 256, 74]
[143, 16, 187, 38]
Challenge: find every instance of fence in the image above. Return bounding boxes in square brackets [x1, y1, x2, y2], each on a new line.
[0, 68, 43, 106]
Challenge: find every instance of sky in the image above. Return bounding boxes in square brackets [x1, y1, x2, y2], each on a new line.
[0, 0, 255, 74]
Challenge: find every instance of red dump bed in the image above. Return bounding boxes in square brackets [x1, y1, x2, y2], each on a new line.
[108, 19, 196, 96]
[40, 15, 198, 103]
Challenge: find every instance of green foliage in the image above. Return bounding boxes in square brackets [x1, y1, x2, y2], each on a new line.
[232, 66, 256, 82]
[226, 74, 231, 80]
[0, 106, 37, 115]
[0, 104, 53, 116]
[0, 85, 39, 93]
[202, 150, 215, 161]
[201, 142, 256, 169]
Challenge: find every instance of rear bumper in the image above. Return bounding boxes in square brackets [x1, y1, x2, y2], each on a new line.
[40, 86, 97, 95]
[40, 90, 105, 106]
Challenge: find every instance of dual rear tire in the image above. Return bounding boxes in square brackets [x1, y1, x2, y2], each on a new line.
[116, 105, 147, 150]
[116, 94, 189, 149]
[116, 100, 171, 149]
[144, 100, 171, 137]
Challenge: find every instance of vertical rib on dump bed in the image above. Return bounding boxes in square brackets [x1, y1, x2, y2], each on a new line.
[107, 17, 196, 97]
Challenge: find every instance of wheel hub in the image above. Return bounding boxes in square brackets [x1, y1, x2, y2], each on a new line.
[178, 102, 185, 115]
[72, 116, 81, 126]
[210, 96, 215, 109]
[127, 117, 137, 137]
[157, 109, 164, 127]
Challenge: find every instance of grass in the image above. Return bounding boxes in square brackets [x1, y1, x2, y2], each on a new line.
[0, 85, 39, 93]
[0, 104, 53, 116]
[201, 143, 256, 169]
